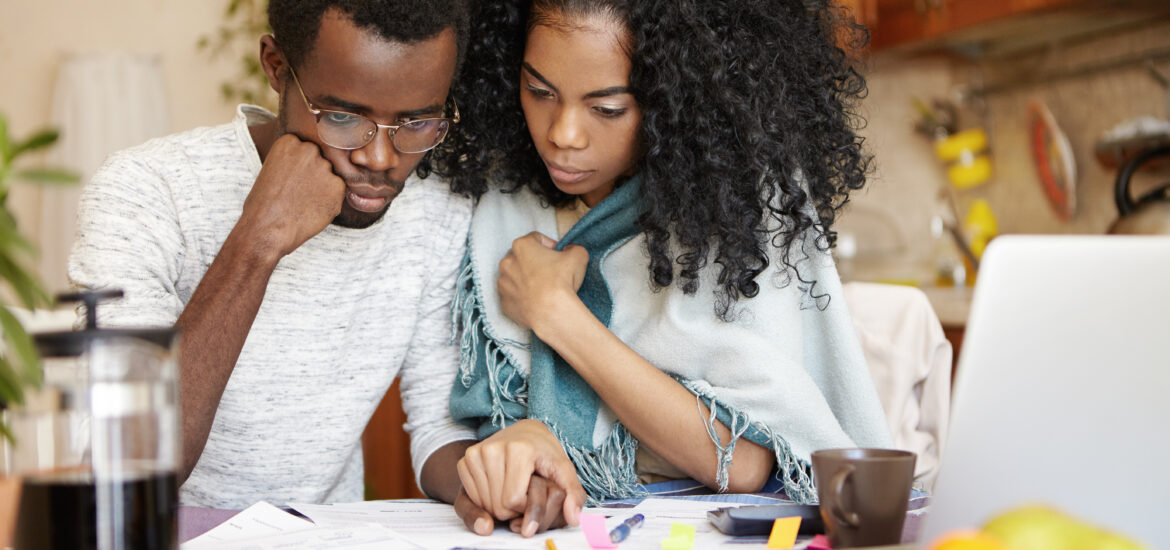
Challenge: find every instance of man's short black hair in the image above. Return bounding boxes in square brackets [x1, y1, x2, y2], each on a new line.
[268, 0, 469, 74]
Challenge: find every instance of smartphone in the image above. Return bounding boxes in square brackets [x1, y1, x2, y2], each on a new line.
[707, 503, 824, 536]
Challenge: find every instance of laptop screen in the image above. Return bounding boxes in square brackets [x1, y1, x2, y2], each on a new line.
[920, 235, 1170, 547]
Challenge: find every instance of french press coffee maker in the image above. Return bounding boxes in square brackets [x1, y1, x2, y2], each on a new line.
[5, 290, 179, 550]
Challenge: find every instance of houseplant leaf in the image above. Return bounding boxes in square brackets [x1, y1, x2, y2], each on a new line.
[0, 114, 67, 450]
[13, 168, 79, 186]
[8, 128, 59, 161]
[0, 254, 50, 311]
[0, 413, 13, 443]
[0, 114, 10, 163]
[0, 307, 42, 388]
[0, 214, 36, 257]
[0, 356, 23, 407]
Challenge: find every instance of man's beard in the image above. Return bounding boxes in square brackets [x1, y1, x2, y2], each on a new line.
[333, 200, 391, 229]
[274, 97, 395, 230]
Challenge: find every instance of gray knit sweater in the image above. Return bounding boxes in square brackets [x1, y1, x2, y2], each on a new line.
[68, 105, 475, 508]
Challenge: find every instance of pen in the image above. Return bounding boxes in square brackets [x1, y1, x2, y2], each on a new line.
[608, 513, 645, 543]
[545, 539, 558, 550]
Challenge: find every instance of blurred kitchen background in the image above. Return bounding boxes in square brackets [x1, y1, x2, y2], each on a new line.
[3, 0, 1170, 497]
[5, 0, 1170, 297]
[836, 0, 1170, 284]
[830, 0, 1170, 337]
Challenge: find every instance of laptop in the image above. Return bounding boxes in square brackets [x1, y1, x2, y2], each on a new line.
[920, 235, 1170, 547]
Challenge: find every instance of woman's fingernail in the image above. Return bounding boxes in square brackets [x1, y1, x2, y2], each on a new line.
[475, 517, 490, 534]
[524, 520, 538, 537]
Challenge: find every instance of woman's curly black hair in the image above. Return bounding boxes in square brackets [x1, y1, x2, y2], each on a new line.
[431, 0, 871, 318]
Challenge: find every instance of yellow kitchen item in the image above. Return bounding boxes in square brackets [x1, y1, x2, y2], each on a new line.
[948, 155, 993, 189]
[964, 199, 998, 260]
[935, 129, 988, 161]
[935, 129, 993, 189]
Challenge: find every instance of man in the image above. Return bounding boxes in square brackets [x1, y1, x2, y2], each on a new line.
[69, 0, 477, 509]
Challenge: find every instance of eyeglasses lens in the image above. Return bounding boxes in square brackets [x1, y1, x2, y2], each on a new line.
[316, 112, 451, 153]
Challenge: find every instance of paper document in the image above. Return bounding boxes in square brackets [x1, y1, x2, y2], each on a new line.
[182, 501, 314, 548]
[191, 523, 417, 549]
[292, 500, 590, 549]
[184, 497, 778, 550]
[182, 501, 422, 550]
[288, 498, 768, 550]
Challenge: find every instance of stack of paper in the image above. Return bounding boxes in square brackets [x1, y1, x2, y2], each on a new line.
[182, 502, 414, 549]
[181, 497, 784, 550]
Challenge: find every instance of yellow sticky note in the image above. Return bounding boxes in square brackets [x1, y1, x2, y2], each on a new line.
[668, 523, 695, 542]
[661, 523, 696, 550]
[766, 516, 802, 549]
[660, 535, 691, 550]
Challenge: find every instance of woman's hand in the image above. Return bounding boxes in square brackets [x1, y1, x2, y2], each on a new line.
[498, 232, 588, 331]
[456, 419, 585, 529]
[455, 476, 568, 537]
[507, 475, 568, 536]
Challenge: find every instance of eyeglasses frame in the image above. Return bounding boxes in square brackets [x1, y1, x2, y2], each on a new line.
[287, 65, 460, 153]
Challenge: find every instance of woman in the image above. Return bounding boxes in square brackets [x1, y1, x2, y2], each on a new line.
[434, 0, 892, 537]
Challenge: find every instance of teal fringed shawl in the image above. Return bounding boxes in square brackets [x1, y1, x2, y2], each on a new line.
[450, 178, 646, 500]
[449, 176, 893, 504]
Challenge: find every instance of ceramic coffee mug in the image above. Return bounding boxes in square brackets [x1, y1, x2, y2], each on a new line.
[811, 448, 916, 548]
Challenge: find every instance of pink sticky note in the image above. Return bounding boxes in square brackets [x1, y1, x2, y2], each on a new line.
[766, 516, 801, 549]
[808, 534, 832, 550]
[579, 512, 618, 549]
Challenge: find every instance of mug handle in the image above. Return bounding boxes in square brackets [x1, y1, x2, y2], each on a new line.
[829, 465, 861, 527]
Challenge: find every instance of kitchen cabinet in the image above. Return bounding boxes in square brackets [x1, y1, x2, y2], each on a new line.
[868, 0, 1082, 51]
[838, 0, 1170, 53]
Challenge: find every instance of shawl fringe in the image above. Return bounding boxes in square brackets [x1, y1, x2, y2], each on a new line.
[453, 251, 528, 430]
[540, 421, 646, 506]
[680, 378, 818, 504]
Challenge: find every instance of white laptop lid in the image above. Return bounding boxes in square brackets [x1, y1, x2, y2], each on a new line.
[920, 235, 1170, 547]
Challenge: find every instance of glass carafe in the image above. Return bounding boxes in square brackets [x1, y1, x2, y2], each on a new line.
[3, 290, 179, 550]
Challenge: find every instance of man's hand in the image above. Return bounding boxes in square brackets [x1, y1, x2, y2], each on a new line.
[507, 475, 568, 537]
[456, 476, 568, 537]
[456, 419, 586, 527]
[455, 488, 496, 536]
[238, 133, 346, 259]
[497, 232, 588, 332]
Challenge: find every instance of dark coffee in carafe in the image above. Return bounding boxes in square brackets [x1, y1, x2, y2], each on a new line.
[14, 469, 177, 550]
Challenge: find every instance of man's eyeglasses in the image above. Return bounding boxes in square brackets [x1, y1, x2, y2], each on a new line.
[289, 67, 459, 154]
